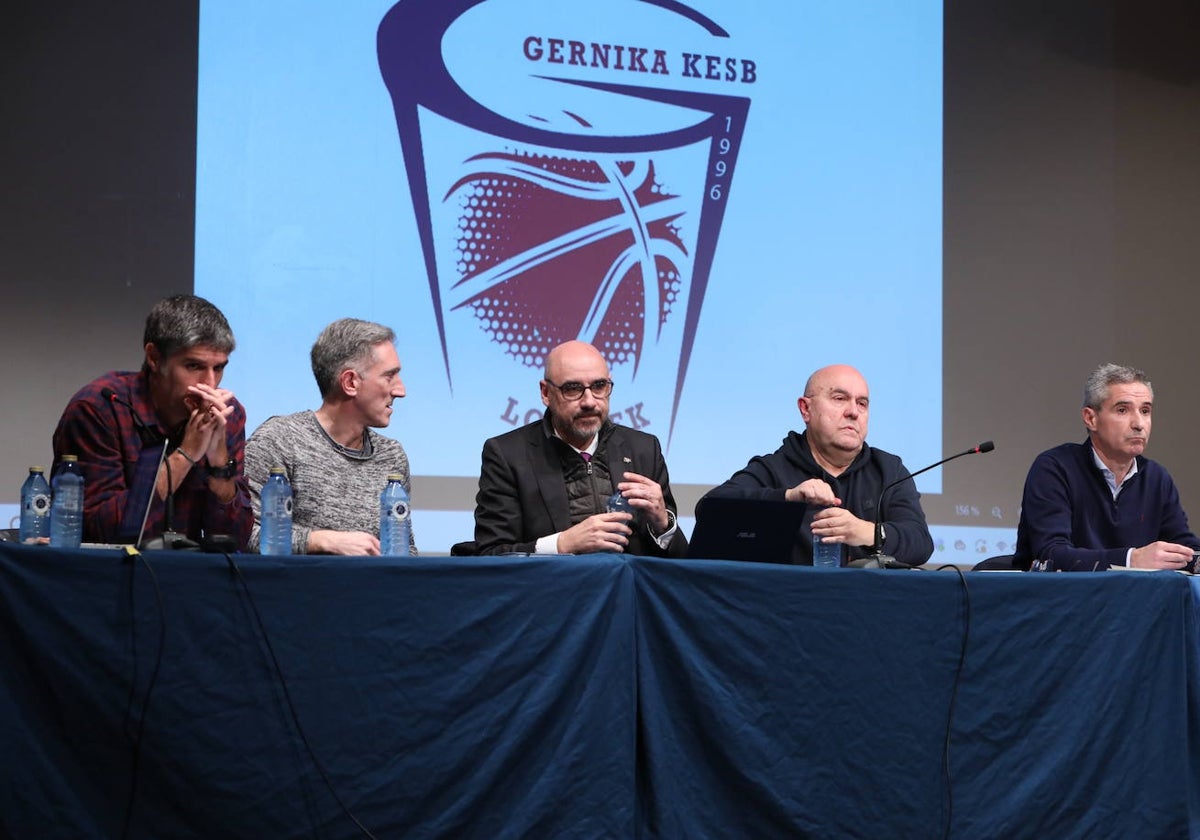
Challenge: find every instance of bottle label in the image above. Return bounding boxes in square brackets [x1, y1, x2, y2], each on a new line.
[57, 491, 83, 513]
[387, 501, 410, 522]
[27, 494, 51, 515]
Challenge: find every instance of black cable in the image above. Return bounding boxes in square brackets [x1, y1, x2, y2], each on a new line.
[162, 452, 175, 537]
[222, 553, 378, 840]
[932, 563, 971, 840]
[120, 548, 167, 840]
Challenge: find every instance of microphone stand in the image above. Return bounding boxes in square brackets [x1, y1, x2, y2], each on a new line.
[141, 452, 200, 551]
[104, 387, 200, 551]
[848, 441, 995, 569]
[135, 439, 170, 549]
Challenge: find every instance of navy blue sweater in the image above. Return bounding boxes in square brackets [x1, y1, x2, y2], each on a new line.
[1014, 440, 1199, 571]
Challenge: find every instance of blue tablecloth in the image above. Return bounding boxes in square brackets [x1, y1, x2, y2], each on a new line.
[2, 543, 1198, 838]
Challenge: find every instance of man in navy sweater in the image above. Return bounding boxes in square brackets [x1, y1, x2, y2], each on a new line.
[1014, 363, 1200, 571]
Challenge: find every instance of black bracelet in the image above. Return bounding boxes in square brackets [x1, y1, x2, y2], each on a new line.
[205, 458, 238, 480]
[176, 447, 200, 467]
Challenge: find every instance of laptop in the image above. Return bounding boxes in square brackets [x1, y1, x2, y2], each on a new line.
[687, 496, 808, 564]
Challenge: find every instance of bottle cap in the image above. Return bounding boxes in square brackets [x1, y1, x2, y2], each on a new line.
[29, 466, 45, 473]
[62, 454, 79, 462]
[269, 467, 287, 475]
[386, 473, 404, 481]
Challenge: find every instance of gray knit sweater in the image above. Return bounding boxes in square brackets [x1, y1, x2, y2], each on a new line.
[244, 410, 417, 554]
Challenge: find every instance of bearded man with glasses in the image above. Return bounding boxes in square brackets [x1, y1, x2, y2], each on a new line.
[473, 340, 687, 557]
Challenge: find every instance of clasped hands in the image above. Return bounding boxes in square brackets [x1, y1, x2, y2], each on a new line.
[181, 384, 236, 467]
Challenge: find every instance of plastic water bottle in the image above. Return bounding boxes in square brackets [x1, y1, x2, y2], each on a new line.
[811, 522, 842, 568]
[259, 468, 293, 555]
[49, 456, 85, 549]
[19, 466, 52, 543]
[606, 491, 635, 518]
[379, 474, 411, 556]
[600, 492, 636, 554]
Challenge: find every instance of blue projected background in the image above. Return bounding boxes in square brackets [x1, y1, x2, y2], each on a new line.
[195, 0, 946, 551]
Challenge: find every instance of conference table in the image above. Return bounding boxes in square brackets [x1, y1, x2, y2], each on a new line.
[2, 542, 1198, 839]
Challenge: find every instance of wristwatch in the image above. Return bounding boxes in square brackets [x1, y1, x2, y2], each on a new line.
[206, 458, 238, 479]
[658, 508, 678, 535]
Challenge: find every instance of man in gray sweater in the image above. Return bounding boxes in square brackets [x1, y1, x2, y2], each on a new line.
[244, 318, 416, 554]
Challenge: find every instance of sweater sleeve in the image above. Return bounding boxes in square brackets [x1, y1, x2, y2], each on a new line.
[704, 454, 792, 502]
[1154, 470, 1200, 552]
[879, 469, 934, 567]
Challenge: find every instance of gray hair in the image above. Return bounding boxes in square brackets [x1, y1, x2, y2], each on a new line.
[142, 294, 235, 363]
[311, 318, 396, 398]
[1083, 363, 1152, 409]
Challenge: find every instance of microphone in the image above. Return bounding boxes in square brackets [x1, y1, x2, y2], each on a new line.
[101, 387, 161, 447]
[849, 440, 995, 569]
[101, 387, 197, 550]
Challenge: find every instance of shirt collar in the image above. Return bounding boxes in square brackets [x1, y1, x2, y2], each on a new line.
[552, 427, 598, 458]
[1091, 445, 1138, 499]
[310, 411, 374, 460]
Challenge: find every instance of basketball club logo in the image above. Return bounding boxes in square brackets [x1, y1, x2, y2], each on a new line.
[378, 0, 754, 444]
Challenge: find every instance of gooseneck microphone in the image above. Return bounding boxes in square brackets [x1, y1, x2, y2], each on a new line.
[101, 388, 159, 447]
[851, 440, 995, 569]
[141, 454, 201, 551]
[101, 388, 197, 550]
[136, 444, 172, 550]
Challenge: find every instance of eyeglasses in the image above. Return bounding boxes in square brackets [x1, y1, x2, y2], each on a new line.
[544, 378, 614, 401]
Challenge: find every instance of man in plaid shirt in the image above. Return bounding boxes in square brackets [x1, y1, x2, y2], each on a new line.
[51, 294, 253, 549]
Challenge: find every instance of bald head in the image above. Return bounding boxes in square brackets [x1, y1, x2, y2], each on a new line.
[803, 365, 868, 400]
[544, 340, 607, 382]
[799, 364, 870, 471]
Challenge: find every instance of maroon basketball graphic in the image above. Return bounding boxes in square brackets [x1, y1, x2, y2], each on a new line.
[378, 0, 751, 442]
[447, 152, 686, 374]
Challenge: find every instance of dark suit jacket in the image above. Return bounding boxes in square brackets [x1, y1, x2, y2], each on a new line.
[474, 414, 688, 557]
